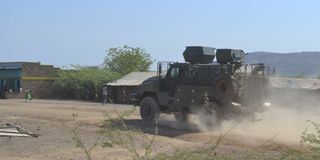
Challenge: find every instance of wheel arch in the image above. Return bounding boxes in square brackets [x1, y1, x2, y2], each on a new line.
[141, 91, 157, 100]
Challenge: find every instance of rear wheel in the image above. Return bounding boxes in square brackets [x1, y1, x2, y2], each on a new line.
[140, 97, 160, 122]
[212, 76, 237, 104]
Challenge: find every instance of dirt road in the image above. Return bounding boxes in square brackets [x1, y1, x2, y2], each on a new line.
[0, 99, 309, 160]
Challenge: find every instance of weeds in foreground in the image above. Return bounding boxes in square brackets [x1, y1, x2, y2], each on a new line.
[73, 110, 320, 160]
[182, 121, 240, 160]
[99, 108, 241, 160]
[71, 113, 100, 160]
[244, 132, 279, 160]
[279, 120, 320, 160]
[72, 126, 100, 160]
[100, 109, 158, 160]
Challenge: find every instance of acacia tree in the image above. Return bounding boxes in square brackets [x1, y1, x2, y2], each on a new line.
[104, 45, 153, 75]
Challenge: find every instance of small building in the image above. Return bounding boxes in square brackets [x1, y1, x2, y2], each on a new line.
[0, 62, 59, 99]
[107, 72, 156, 104]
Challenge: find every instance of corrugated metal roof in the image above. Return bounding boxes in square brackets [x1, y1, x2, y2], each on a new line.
[107, 72, 157, 86]
[270, 77, 320, 90]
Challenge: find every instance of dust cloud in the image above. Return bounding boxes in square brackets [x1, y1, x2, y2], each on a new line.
[221, 106, 319, 143]
[195, 89, 320, 144]
[155, 87, 320, 145]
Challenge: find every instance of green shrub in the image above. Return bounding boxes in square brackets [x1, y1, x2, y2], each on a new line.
[50, 65, 120, 100]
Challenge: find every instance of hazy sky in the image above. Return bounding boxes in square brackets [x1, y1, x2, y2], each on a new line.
[1, 0, 320, 67]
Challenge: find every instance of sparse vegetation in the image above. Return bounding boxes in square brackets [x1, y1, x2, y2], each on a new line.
[100, 109, 157, 160]
[4, 98, 320, 160]
[50, 65, 120, 100]
[279, 120, 320, 160]
[97, 109, 237, 160]
[72, 126, 100, 160]
[71, 110, 320, 160]
[50, 45, 154, 101]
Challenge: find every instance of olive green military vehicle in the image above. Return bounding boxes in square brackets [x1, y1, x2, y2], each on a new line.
[133, 46, 269, 126]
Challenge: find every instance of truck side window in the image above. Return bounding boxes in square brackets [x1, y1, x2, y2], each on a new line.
[170, 68, 179, 79]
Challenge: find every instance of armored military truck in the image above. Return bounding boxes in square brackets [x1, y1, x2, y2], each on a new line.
[133, 46, 269, 126]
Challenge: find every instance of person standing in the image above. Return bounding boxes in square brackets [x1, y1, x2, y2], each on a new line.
[102, 85, 108, 105]
[25, 89, 32, 102]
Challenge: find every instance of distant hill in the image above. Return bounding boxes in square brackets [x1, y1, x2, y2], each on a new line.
[245, 52, 320, 77]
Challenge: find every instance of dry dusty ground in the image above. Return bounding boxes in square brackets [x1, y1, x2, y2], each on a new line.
[0, 99, 312, 160]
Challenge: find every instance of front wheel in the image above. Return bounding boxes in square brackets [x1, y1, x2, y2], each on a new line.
[140, 97, 160, 122]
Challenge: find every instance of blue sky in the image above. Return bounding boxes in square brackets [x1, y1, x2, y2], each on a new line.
[1, 0, 320, 67]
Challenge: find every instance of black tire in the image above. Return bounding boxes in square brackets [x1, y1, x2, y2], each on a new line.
[140, 97, 160, 122]
[174, 109, 190, 123]
[212, 76, 237, 104]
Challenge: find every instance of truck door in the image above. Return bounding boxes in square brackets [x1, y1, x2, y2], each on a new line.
[164, 66, 180, 96]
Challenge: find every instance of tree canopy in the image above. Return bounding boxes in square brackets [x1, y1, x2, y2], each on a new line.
[104, 45, 153, 75]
